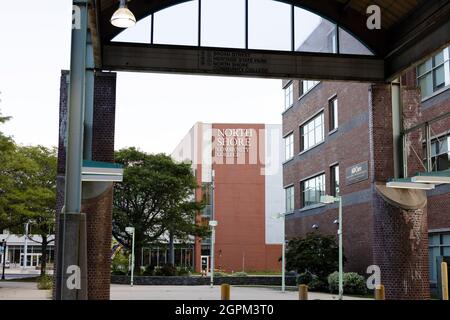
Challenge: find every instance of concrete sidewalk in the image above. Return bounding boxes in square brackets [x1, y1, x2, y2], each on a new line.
[0, 282, 51, 300]
[0, 282, 371, 300]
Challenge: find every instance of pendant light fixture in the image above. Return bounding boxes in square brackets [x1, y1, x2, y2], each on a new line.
[111, 0, 136, 28]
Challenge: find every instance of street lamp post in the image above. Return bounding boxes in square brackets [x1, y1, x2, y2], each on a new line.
[125, 227, 135, 287]
[320, 195, 343, 300]
[1, 239, 6, 280]
[23, 222, 29, 270]
[337, 197, 343, 300]
[272, 212, 286, 293]
[209, 220, 218, 288]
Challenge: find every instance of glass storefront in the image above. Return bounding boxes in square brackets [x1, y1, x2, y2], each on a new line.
[2, 245, 55, 268]
[141, 246, 194, 268]
[428, 232, 450, 284]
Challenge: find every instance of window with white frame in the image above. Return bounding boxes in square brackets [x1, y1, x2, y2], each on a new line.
[300, 174, 325, 208]
[284, 82, 294, 110]
[285, 186, 295, 213]
[417, 46, 450, 99]
[284, 133, 294, 161]
[302, 80, 320, 95]
[423, 134, 450, 171]
[300, 112, 324, 152]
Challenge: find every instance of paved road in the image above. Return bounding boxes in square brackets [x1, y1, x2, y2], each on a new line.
[0, 282, 371, 300]
[110, 285, 370, 300]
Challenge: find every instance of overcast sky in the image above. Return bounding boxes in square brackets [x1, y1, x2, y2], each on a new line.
[0, 0, 320, 155]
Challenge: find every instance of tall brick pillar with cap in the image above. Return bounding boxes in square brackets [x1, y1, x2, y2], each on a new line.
[56, 71, 117, 300]
[369, 83, 430, 300]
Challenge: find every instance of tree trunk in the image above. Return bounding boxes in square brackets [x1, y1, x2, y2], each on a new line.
[169, 232, 175, 266]
[134, 245, 142, 273]
[40, 235, 47, 277]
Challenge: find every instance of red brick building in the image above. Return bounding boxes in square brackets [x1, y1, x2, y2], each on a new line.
[172, 123, 284, 273]
[281, 45, 450, 296]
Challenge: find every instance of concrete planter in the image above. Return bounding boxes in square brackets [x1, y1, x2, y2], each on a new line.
[111, 275, 297, 286]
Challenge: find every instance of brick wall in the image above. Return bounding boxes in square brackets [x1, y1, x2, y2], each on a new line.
[283, 81, 374, 275]
[372, 192, 430, 300]
[283, 75, 443, 299]
[55, 71, 117, 300]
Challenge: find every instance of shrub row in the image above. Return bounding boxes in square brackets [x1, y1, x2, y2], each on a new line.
[297, 271, 367, 295]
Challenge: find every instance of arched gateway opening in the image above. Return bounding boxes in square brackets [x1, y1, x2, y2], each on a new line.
[55, 0, 450, 300]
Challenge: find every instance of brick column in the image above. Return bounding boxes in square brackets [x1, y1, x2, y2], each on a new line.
[82, 183, 114, 300]
[55, 71, 117, 300]
[373, 186, 430, 299]
[369, 83, 430, 299]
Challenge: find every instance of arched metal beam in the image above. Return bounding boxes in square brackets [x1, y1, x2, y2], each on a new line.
[99, 0, 386, 55]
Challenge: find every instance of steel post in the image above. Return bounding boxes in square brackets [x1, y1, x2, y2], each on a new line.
[338, 197, 343, 300]
[281, 214, 286, 293]
[56, 0, 89, 300]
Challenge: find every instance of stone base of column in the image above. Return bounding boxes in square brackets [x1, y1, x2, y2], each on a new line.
[372, 183, 430, 300]
[54, 212, 88, 300]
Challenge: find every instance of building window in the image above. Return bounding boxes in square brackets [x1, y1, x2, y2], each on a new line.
[284, 82, 294, 110]
[423, 134, 450, 171]
[301, 80, 320, 95]
[417, 46, 450, 99]
[300, 174, 325, 208]
[285, 186, 295, 213]
[284, 133, 294, 161]
[300, 112, 324, 152]
[201, 183, 213, 218]
[330, 164, 340, 196]
[428, 233, 450, 283]
[329, 97, 338, 131]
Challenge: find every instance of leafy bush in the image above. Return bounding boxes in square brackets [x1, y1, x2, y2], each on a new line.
[214, 271, 228, 277]
[154, 264, 177, 276]
[308, 277, 328, 292]
[296, 272, 313, 285]
[286, 233, 346, 279]
[37, 275, 53, 290]
[328, 272, 367, 295]
[111, 251, 129, 274]
[297, 272, 327, 292]
[176, 267, 190, 276]
[142, 265, 155, 276]
[111, 270, 127, 275]
[232, 272, 248, 277]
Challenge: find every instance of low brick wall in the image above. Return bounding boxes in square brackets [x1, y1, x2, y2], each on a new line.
[111, 275, 297, 286]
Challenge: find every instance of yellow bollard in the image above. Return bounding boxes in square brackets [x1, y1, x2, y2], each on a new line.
[221, 284, 230, 300]
[375, 284, 385, 300]
[442, 262, 449, 300]
[299, 284, 308, 300]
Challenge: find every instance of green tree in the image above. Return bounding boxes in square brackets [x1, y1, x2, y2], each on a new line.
[113, 147, 208, 270]
[285, 233, 345, 279]
[8, 146, 57, 275]
[165, 194, 209, 266]
[0, 108, 22, 231]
